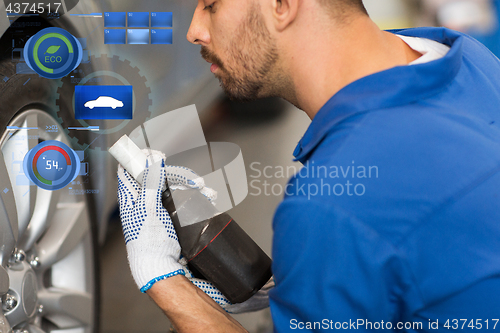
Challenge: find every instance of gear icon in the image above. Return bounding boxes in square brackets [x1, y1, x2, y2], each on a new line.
[55, 54, 153, 149]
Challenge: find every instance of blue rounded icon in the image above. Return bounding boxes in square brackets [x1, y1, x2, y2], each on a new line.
[23, 140, 81, 191]
[24, 27, 83, 79]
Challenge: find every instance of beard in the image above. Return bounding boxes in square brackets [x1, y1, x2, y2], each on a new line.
[201, 3, 279, 101]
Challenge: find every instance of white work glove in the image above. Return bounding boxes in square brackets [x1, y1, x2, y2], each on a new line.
[117, 149, 214, 292]
[117, 149, 273, 311]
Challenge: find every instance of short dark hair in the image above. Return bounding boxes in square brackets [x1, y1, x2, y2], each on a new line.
[317, 0, 369, 18]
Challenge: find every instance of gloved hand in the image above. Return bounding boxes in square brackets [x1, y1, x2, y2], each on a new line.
[117, 149, 273, 311]
[117, 152, 181, 293]
[117, 149, 214, 292]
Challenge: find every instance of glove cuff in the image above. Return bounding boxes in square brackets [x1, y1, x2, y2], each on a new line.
[140, 269, 185, 293]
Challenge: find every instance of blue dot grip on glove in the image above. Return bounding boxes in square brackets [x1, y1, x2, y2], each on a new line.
[117, 154, 187, 293]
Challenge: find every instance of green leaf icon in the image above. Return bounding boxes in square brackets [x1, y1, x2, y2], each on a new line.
[45, 45, 61, 54]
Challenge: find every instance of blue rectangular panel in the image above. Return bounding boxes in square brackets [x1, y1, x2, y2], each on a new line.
[104, 12, 126, 27]
[151, 12, 172, 27]
[151, 29, 172, 44]
[76, 150, 84, 161]
[75, 85, 133, 120]
[127, 29, 149, 44]
[82, 50, 89, 63]
[127, 12, 149, 27]
[77, 37, 87, 49]
[79, 163, 89, 176]
[104, 29, 126, 44]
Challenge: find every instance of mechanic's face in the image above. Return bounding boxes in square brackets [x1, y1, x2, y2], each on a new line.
[187, 0, 279, 101]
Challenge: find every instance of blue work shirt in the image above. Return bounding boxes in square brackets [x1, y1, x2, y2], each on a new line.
[270, 27, 500, 332]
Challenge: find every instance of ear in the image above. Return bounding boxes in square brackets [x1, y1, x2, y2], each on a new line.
[272, 0, 299, 32]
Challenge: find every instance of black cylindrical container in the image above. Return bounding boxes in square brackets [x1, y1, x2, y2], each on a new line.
[162, 187, 273, 304]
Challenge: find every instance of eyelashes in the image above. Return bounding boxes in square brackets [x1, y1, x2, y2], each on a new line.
[204, 2, 216, 13]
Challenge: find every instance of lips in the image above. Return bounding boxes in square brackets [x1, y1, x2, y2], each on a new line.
[201, 47, 223, 74]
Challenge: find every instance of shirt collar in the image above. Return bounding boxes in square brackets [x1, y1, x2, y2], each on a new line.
[293, 27, 464, 163]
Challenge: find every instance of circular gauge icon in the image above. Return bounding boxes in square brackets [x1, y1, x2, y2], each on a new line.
[24, 27, 83, 79]
[23, 141, 81, 191]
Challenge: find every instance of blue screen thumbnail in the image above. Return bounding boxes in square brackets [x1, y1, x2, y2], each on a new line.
[104, 29, 126, 44]
[75, 85, 133, 120]
[104, 12, 126, 27]
[127, 29, 149, 44]
[128, 12, 149, 27]
[151, 29, 173, 44]
[151, 12, 172, 27]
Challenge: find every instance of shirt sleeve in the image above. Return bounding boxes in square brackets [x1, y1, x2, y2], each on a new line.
[269, 197, 410, 332]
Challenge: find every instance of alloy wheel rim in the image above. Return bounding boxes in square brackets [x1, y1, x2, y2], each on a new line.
[0, 109, 95, 333]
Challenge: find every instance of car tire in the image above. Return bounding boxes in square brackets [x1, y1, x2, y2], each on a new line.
[0, 15, 99, 333]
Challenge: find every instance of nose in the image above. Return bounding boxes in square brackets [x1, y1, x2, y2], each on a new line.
[187, 4, 211, 45]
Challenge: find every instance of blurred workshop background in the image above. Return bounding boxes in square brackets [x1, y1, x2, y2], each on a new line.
[99, 1, 500, 332]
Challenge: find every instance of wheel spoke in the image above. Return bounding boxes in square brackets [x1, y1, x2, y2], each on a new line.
[0, 222, 16, 268]
[0, 265, 8, 295]
[0, 118, 37, 243]
[0, 150, 19, 266]
[28, 324, 47, 333]
[18, 115, 40, 239]
[36, 202, 89, 270]
[38, 288, 92, 326]
[18, 188, 61, 252]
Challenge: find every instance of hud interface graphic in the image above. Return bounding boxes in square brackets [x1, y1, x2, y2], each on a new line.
[0, 0, 214, 198]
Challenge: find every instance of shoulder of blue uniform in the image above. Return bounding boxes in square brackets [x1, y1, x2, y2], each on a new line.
[394, 26, 500, 64]
[293, 28, 467, 164]
[288, 25, 500, 214]
[386, 26, 461, 46]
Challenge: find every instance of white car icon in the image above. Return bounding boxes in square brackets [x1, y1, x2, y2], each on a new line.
[84, 96, 124, 109]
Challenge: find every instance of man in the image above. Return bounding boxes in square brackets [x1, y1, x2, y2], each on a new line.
[117, 0, 500, 331]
